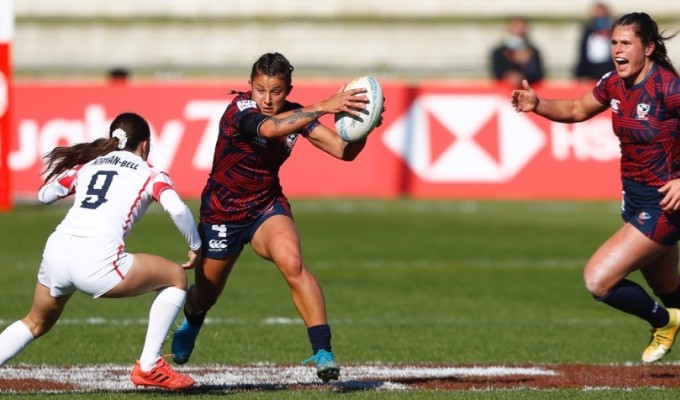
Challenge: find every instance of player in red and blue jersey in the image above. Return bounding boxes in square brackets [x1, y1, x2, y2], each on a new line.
[512, 12, 680, 363]
[172, 52, 384, 383]
[199, 90, 319, 225]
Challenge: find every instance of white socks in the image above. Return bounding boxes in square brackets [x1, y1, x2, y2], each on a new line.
[0, 321, 35, 366]
[0, 288, 186, 370]
[139, 287, 186, 371]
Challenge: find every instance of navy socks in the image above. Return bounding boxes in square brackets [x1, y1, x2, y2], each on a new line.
[307, 324, 332, 354]
[185, 309, 207, 327]
[596, 279, 669, 328]
[655, 284, 680, 309]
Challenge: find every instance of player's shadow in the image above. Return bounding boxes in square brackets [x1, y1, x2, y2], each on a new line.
[168, 376, 535, 394]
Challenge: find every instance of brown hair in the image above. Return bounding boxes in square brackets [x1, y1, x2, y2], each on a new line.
[250, 52, 294, 88]
[41, 112, 151, 183]
[613, 12, 679, 76]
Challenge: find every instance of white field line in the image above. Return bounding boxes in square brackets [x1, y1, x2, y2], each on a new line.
[0, 316, 623, 327]
[311, 258, 586, 270]
[0, 364, 558, 392]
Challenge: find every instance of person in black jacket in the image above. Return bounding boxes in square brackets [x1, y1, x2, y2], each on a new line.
[574, 2, 615, 83]
[491, 16, 545, 89]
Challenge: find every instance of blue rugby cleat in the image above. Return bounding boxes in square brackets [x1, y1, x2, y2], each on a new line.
[302, 349, 340, 383]
[171, 318, 202, 365]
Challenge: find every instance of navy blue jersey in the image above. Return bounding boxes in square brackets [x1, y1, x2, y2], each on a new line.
[200, 91, 319, 224]
[593, 64, 680, 187]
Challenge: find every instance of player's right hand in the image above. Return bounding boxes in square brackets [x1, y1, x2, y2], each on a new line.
[182, 247, 202, 270]
[511, 79, 539, 113]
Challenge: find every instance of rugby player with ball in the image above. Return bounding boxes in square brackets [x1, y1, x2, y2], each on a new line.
[172, 52, 385, 383]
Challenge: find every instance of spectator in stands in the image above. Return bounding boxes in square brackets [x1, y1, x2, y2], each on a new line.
[491, 16, 545, 89]
[574, 2, 615, 83]
[108, 67, 130, 85]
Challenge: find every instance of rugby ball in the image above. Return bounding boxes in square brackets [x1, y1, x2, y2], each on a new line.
[334, 76, 384, 142]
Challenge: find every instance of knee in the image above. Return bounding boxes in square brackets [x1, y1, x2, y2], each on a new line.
[583, 271, 612, 299]
[275, 254, 305, 281]
[169, 265, 188, 290]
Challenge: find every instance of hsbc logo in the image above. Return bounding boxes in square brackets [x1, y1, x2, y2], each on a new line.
[382, 94, 545, 182]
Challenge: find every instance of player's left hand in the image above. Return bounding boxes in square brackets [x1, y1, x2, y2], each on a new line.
[182, 247, 202, 269]
[659, 179, 680, 211]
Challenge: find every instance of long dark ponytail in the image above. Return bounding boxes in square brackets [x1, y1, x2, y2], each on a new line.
[42, 112, 150, 183]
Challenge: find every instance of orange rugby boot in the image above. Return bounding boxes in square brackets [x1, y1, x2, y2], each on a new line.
[130, 358, 195, 390]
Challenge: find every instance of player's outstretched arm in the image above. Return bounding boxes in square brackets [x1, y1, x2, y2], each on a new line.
[511, 79, 606, 123]
[258, 87, 368, 138]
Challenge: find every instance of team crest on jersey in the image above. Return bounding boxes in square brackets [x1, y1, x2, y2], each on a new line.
[285, 133, 299, 151]
[636, 103, 650, 120]
[610, 99, 620, 113]
[237, 100, 257, 111]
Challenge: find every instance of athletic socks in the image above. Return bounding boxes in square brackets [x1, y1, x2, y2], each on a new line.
[655, 284, 680, 309]
[139, 287, 186, 371]
[307, 324, 332, 354]
[0, 321, 35, 366]
[185, 308, 207, 327]
[596, 279, 669, 328]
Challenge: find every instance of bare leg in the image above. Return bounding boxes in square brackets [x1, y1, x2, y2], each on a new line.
[103, 253, 187, 371]
[251, 215, 327, 327]
[641, 244, 680, 295]
[0, 282, 71, 365]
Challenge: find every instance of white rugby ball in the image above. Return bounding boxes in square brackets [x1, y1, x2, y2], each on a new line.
[334, 76, 384, 142]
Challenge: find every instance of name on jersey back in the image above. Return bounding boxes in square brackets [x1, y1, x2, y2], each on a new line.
[93, 155, 139, 170]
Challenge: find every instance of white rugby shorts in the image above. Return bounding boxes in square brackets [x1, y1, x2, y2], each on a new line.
[38, 230, 133, 298]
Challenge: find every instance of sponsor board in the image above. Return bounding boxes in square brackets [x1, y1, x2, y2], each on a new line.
[8, 82, 619, 201]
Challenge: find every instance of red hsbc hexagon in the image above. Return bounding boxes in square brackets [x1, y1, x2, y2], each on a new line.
[382, 94, 546, 182]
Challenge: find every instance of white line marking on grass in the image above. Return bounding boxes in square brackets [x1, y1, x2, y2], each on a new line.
[0, 317, 303, 327]
[0, 316, 625, 328]
[314, 259, 586, 270]
[0, 364, 558, 393]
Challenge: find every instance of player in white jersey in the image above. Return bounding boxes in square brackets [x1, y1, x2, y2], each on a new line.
[0, 112, 201, 391]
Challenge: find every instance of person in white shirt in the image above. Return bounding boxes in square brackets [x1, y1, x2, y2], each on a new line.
[0, 112, 201, 391]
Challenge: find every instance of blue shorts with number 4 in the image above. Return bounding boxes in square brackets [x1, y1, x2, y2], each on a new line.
[200, 199, 292, 259]
[622, 178, 680, 246]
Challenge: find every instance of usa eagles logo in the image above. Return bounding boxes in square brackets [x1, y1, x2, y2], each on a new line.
[636, 103, 650, 120]
[285, 133, 299, 152]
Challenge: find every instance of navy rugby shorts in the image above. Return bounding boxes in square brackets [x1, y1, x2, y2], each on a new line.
[199, 198, 292, 259]
[621, 178, 680, 246]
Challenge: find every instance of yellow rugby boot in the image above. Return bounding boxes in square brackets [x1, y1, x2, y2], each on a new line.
[642, 308, 680, 363]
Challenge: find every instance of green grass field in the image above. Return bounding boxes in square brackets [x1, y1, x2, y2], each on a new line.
[0, 199, 677, 399]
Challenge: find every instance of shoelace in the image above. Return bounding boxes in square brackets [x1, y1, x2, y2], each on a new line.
[147, 357, 192, 384]
[316, 353, 333, 365]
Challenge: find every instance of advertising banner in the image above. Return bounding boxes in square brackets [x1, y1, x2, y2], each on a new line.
[8, 81, 620, 201]
[0, 0, 13, 210]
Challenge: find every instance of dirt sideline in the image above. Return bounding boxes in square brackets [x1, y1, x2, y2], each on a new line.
[1, 363, 680, 393]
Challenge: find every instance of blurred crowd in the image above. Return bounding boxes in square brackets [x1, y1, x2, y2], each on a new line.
[490, 2, 615, 88]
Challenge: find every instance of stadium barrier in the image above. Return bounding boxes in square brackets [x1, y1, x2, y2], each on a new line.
[0, 0, 13, 211]
[8, 80, 619, 202]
